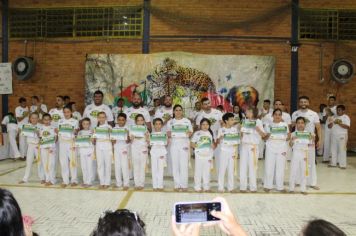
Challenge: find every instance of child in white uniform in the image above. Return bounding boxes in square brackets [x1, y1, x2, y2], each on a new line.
[240, 107, 265, 192]
[19, 113, 44, 183]
[39, 113, 57, 186]
[1, 113, 21, 159]
[76, 118, 94, 187]
[217, 113, 240, 193]
[167, 105, 193, 191]
[191, 118, 215, 192]
[94, 112, 113, 189]
[289, 117, 313, 194]
[264, 109, 290, 192]
[130, 114, 149, 190]
[112, 113, 130, 190]
[150, 118, 168, 191]
[57, 106, 79, 187]
[328, 105, 350, 169]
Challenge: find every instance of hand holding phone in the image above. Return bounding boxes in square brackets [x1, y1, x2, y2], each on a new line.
[174, 201, 221, 224]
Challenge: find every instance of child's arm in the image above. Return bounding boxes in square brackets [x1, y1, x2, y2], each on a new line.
[190, 141, 197, 148]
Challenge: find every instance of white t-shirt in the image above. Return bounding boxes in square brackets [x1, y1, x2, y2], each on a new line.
[322, 105, 337, 117]
[39, 125, 57, 149]
[2, 115, 18, 131]
[265, 121, 289, 151]
[112, 106, 127, 122]
[331, 114, 350, 136]
[58, 118, 79, 140]
[196, 109, 222, 136]
[241, 119, 264, 145]
[188, 110, 201, 122]
[30, 104, 48, 114]
[125, 106, 151, 126]
[217, 126, 239, 153]
[15, 106, 29, 127]
[83, 103, 114, 128]
[72, 111, 82, 121]
[191, 130, 214, 159]
[292, 109, 320, 133]
[154, 106, 173, 121]
[265, 112, 292, 126]
[167, 118, 193, 141]
[48, 108, 64, 128]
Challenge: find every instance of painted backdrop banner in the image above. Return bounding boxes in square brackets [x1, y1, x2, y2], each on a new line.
[85, 52, 275, 113]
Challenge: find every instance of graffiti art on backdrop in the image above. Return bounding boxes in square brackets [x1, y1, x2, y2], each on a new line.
[85, 52, 275, 113]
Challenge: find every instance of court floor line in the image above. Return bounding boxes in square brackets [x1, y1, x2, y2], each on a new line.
[0, 183, 356, 195]
[0, 165, 26, 176]
[118, 190, 134, 209]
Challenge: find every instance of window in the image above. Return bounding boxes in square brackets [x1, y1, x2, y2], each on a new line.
[300, 8, 356, 41]
[9, 6, 143, 39]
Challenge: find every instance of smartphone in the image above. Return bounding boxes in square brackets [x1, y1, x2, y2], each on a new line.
[174, 201, 221, 224]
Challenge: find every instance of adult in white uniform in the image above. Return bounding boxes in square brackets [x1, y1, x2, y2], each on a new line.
[83, 90, 114, 128]
[125, 92, 151, 130]
[112, 98, 127, 123]
[30, 96, 48, 120]
[321, 96, 337, 163]
[291, 95, 322, 190]
[258, 99, 273, 159]
[48, 96, 65, 129]
[15, 97, 29, 159]
[1, 113, 21, 159]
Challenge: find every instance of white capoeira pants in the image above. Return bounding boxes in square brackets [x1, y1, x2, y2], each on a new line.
[79, 147, 94, 185]
[114, 144, 130, 187]
[258, 140, 265, 159]
[59, 141, 78, 185]
[19, 132, 28, 158]
[323, 126, 332, 161]
[41, 147, 56, 184]
[330, 134, 348, 168]
[289, 148, 308, 192]
[240, 143, 259, 191]
[264, 145, 286, 190]
[170, 139, 190, 189]
[7, 129, 21, 159]
[131, 140, 148, 187]
[194, 157, 212, 191]
[150, 152, 166, 189]
[218, 148, 235, 192]
[96, 143, 113, 186]
[23, 143, 44, 182]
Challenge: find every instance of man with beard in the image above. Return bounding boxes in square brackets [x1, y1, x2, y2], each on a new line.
[125, 92, 151, 131]
[154, 95, 173, 128]
[291, 96, 322, 190]
[83, 90, 114, 128]
[49, 96, 65, 129]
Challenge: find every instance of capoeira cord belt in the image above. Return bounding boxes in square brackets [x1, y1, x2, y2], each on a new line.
[60, 138, 77, 168]
[304, 149, 309, 177]
[234, 144, 238, 176]
[244, 143, 258, 171]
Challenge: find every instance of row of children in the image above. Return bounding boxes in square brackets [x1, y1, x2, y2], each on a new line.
[18, 101, 331, 194]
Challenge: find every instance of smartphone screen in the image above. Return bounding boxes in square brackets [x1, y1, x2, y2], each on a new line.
[175, 201, 221, 223]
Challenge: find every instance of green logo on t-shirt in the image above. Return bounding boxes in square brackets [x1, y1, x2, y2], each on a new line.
[90, 110, 100, 118]
[52, 114, 60, 122]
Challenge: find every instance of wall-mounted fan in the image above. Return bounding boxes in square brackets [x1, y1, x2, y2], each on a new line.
[331, 59, 354, 84]
[13, 57, 35, 81]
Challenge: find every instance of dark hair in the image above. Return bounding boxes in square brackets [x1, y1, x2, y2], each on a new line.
[80, 117, 91, 130]
[296, 116, 306, 123]
[153, 118, 163, 125]
[200, 97, 209, 104]
[153, 98, 160, 102]
[173, 104, 183, 119]
[319, 104, 327, 109]
[117, 112, 127, 120]
[18, 97, 26, 103]
[336, 105, 345, 111]
[118, 98, 124, 102]
[42, 113, 51, 120]
[0, 188, 25, 236]
[246, 107, 259, 119]
[299, 95, 310, 101]
[199, 118, 214, 140]
[94, 90, 104, 97]
[135, 114, 145, 123]
[67, 102, 76, 110]
[263, 99, 271, 104]
[63, 95, 70, 100]
[222, 112, 234, 123]
[91, 209, 146, 236]
[273, 99, 282, 105]
[302, 219, 346, 236]
[272, 108, 283, 115]
[29, 112, 39, 119]
[233, 105, 243, 121]
[56, 95, 64, 100]
[216, 105, 224, 110]
[63, 105, 72, 112]
[31, 96, 39, 101]
[329, 96, 336, 100]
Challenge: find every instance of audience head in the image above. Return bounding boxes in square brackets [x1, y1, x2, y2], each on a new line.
[93, 91, 104, 106]
[91, 209, 145, 236]
[298, 96, 310, 110]
[201, 98, 211, 112]
[336, 105, 345, 116]
[19, 97, 27, 107]
[302, 219, 346, 236]
[328, 96, 336, 106]
[263, 99, 271, 110]
[0, 188, 25, 236]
